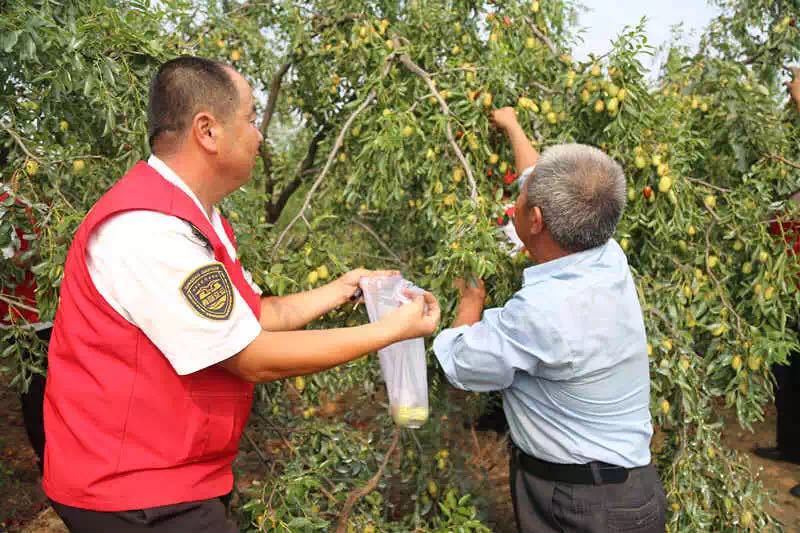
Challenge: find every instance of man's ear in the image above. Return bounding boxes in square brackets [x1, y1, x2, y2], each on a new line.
[529, 206, 545, 236]
[192, 112, 220, 154]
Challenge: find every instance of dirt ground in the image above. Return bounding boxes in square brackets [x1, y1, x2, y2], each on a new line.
[719, 403, 800, 532]
[0, 377, 55, 533]
[1, 375, 798, 532]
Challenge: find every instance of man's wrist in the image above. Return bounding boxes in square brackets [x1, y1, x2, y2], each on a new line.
[505, 120, 524, 134]
[457, 298, 484, 317]
[332, 279, 347, 305]
[373, 316, 404, 344]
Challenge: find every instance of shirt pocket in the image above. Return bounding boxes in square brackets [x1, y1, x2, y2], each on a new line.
[188, 367, 253, 460]
[607, 492, 664, 532]
[189, 397, 251, 460]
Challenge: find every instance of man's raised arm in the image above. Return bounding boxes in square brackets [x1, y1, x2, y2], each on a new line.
[786, 66, 800, 114]
[491, 107, 539, 172]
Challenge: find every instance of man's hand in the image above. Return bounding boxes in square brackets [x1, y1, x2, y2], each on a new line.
[451, 277, 486, 328]
[333, 268, 400, 305]
[786, 67, 800, 107]
[490, 107, 519, 132]
[490, 107, 539, 170]
[379, 291, 441, 341]
[454, 277, 486, 305]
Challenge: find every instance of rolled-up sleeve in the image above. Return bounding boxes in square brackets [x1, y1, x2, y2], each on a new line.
[434, 296, 553, 391]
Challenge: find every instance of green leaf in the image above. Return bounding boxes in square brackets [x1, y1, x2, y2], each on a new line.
[1, 30, 20, 53]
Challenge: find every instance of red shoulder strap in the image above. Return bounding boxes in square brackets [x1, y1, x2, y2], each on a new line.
[219, 214, 238, 252]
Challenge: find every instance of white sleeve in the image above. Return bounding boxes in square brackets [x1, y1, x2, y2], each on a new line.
[519, 165, 536, 180]
[87, 211, 262, 375]
[242, 267, 262, 295]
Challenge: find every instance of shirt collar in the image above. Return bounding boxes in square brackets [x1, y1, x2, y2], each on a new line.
[147, 155, 216, 222]
[522, 240, 608, 285]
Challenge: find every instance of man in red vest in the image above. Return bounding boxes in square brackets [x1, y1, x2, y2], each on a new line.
[43, 56, 440, 532]
[1, 190, 49, 475]
[754, 66, 800, 499]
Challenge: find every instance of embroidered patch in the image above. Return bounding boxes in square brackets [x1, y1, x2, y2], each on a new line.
[181, 263, 234, 320]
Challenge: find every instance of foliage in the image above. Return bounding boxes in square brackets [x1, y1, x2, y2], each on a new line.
[2, 0, 800, 530]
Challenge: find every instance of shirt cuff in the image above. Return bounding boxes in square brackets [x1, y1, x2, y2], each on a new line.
[519, 165, 535, 180]
[433, 325, 471, 390]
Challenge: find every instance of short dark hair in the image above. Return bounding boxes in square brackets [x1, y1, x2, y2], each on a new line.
[147, 56, 239, 154]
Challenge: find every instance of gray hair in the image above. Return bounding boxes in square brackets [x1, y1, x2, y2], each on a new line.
[526, 144, 626, 253]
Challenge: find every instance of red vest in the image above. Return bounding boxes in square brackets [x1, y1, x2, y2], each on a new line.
[43, 162, 261, 511]
[0, 192, 41, 325]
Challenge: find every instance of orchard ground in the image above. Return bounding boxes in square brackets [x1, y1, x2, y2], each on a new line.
[1, 370, 798, 533]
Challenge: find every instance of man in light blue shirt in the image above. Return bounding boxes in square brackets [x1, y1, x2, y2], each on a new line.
[434, 107, 666, 532]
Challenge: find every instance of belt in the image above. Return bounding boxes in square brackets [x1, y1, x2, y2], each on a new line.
[513, 446, 635, 485]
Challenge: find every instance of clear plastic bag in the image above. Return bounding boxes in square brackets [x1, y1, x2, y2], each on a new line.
[359, 275, 429, 428]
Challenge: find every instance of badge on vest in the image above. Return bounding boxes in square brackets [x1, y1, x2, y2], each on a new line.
[181, 263, 234, 320]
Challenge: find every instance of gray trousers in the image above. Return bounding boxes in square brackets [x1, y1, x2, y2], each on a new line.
[510, 448, 667, 532]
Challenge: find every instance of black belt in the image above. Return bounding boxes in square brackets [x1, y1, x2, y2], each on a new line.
[514, 446, 635, 485]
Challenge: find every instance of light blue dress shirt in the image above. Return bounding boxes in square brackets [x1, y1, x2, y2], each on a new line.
[434, 239, 652, 468]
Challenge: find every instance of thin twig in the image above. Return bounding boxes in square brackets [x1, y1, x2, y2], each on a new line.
[261, 60, 292, 204]
[768, 153, 800, 170]
[3, 127, 40, 162]
[685, 176, 732, 193]
[430, 66, 491, 77]
[260, 61, 292, 139]
[271, 57, 395, 258]
[670, 396, 687, 477]
[225, 1, 272, 16]
[703, 202, 721, 223]
[529, 80, 555, 95]
[349, 250, 405, 266]
[470, 426, 482, 459]
[524, 17, 559, 57]
[244, 430, 270, 465]
[0, 294, 39, 314]
[644, 306, 681, 339]
[352, 218, 404, 264]
[334, 428, 400, 533]
[394, 38, 478, 203]
[253, 408, 296, 452]
[268, 126, 328, 224]
[62, 155, 107, 161]
[318, 484, 337, 505]
[704, 221, 743, 332]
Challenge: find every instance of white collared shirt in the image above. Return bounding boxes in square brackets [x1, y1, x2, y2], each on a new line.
[85, 156, 262, 375]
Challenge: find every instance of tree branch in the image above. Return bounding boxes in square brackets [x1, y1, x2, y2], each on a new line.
[394, 38, 478, 204]
[2, 127, 40, 162]
[768, 153, 800, 170]
[311, 12, 362, 34]
[0, 294, 38, 314]
[353, 218, 405, 265]
[703, 221, 743, 333]
[644, 306, 681, 339]
[524, 17, 559, 57]
[243, 430, 270, 465]
[334, 428, 400, 533]
[271, 57, 396, 258]
[702, 201, 721, 223]
[267, 125, 328, 224]
[685, 176, 732, 193]
[261, 61, 292, 203]
[529, 80, 555, 95]
[260, 62, 292, 140]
